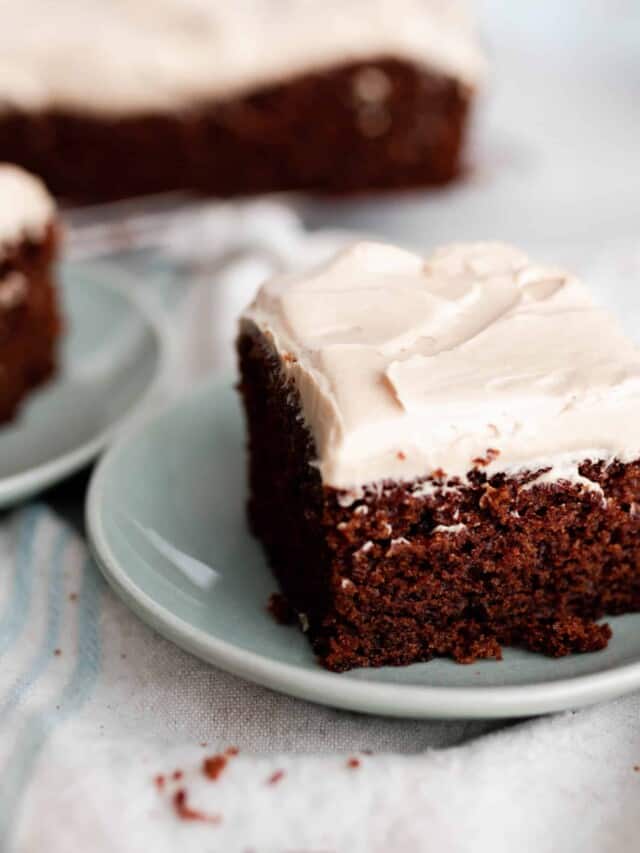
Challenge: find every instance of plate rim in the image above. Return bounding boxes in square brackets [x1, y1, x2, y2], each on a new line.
[0, 260, 171, 508]
[86, 377, 640, 719]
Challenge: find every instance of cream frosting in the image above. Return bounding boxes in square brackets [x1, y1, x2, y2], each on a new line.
[0, 0, 484, 115]
[0, 164, 55, 254]
[241, 240, 640, 492]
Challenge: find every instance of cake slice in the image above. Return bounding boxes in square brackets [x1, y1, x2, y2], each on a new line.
[0, 164, 60, 424]
[238, 240, 640, 671]
[0, 0, 483, 201]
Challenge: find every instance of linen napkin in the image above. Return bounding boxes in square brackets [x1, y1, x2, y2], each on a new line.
[2, 201, 640, 852]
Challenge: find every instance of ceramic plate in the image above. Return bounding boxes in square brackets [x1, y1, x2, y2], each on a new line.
[0, 262, 168, 508]
[87, 378, 640, 719]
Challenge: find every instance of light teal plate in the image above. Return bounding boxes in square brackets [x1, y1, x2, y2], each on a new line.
[87, 379, 640, 718]
[0, 262, 167, 508]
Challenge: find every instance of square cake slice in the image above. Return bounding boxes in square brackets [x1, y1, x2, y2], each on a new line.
[238, 240, 640, 671]
[0, 164, 60, 423]
[0, 0, 483, 201]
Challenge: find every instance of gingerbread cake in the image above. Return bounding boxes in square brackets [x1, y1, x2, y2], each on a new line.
[0, 0, 484, 202]
[0, 164, 60, 424]
[238, 241, 640, 671]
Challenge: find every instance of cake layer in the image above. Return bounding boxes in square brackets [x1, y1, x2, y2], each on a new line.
[243, 241, 640, 494]
[0, 166, 60, 423]
[0, 60, 470, 202]
[0, 0, 483, 114]
[0, 223, 60, 423]
[238, 326, 640, 671]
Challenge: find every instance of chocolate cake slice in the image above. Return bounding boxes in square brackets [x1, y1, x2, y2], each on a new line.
[238, 241, 640, 671]
[0, 0, 483, 202]
[0, 164, 60, 424]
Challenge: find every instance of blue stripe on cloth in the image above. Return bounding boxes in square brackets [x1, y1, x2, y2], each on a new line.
[0, 555, 104, 850]
[0, 507, 44, 657]
[0, 528, 69, 722]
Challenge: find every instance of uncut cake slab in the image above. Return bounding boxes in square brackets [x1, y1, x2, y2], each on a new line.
[0, 0, 482, 201]
[238, 240, 640, 672]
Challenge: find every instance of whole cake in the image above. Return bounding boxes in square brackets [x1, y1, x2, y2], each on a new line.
[0, 164, 60, 424]
[238, 240, 640, 671]
[0, 0, 484, 202]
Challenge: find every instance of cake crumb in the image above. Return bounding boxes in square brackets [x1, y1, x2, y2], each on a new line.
[347, 757, 361, 769]
[396, 451, 406, 460]
[68, 593, 78, 602]
[173, 789, 221, 824]
[268, 593, 296, 626]
[154, 774, 165, 790]
[54, 648, 61, 657]
[203, 754, 227, 781]
[634, 765, 640, 772]
[172, 770, 183, 781]
[267, 769, 285, 786]
[225, 746, 239, 757]
[473, 448, 501, 467]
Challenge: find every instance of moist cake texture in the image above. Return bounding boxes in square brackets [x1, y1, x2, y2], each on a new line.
[0, 164, 60, 423]
[0, 0, 483, 201]
[238, 241, 640, 671]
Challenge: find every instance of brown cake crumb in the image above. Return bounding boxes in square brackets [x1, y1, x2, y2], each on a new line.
[173, 789, 221, 824]
[267, 770, 285, 786]
[203, 754, 227, 781]
[172, 770, 183, 781]
[347, 758, 361, 769]
[268, 593, 296, 626]
[154, 774, 165, 791]
[225, 746, 240, 757]
[53, 649, 61, 657]
[473, 448, 501, 467]
[69, 593, 78, 602]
